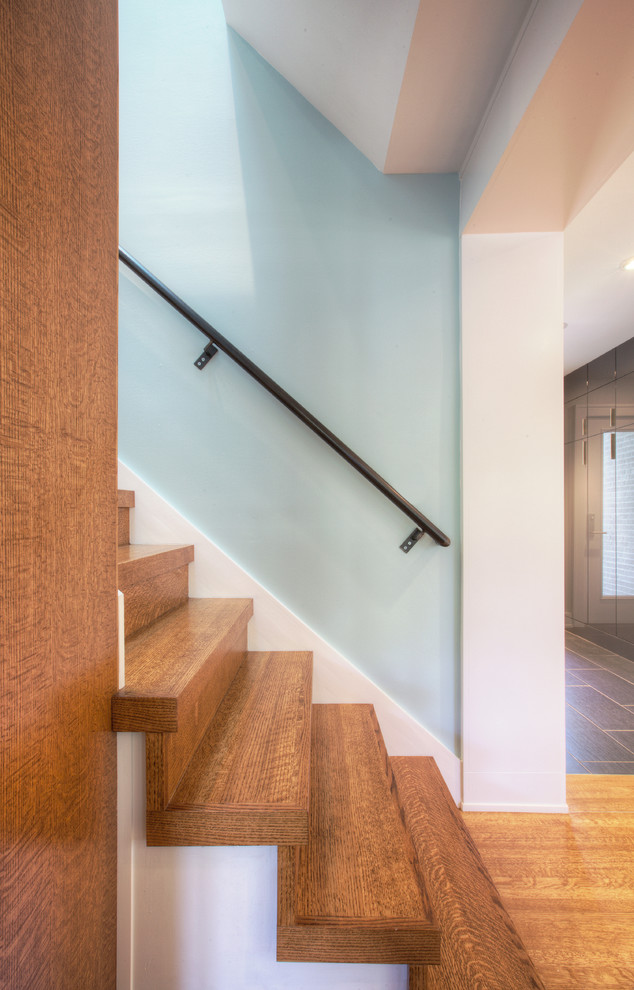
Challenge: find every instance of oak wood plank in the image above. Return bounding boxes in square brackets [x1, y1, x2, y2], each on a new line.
[117, 490, 135, 508]
[118, 506, 130, 546]
[147, 651, 312, 845]
[463, 775, 634, 989]
[567, 772, 634, 813]
[112, 598, 254, 732]
[144, 615, 246, 809]
[1, 0, 118, 984]
[278, 925, 440, 966]
[277, 704, 439, 964]
[117, 543, 194, 589]
[121, 564, 190, 638]
[117, 544, 195, 636]
[392, 756, 545, 990]
[117, 490, 133, 546]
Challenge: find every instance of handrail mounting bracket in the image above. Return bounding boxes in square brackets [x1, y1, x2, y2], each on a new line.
[194, 343, 218, 370]
[400, 529, 424, 553]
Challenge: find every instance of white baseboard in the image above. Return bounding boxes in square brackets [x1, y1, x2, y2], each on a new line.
[462, 770, 568, 813]
[118, 460, 462, 804]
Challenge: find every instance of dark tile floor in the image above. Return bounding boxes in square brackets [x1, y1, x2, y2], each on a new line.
[566, 631, 634, 774]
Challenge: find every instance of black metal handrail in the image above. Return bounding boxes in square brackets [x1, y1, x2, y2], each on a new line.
[119, 247, 450, 551]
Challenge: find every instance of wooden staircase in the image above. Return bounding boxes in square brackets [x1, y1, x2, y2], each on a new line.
[114, 489, 545, 989]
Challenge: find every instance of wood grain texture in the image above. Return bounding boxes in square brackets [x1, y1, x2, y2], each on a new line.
[145, 622, 249, 809]
[117, 490, 135, 545]
[392, 757, 544, 990]
[117, 543, 194, 589]
[147, 651, 313, 845]
[408, 966, 429, 990]
[463, 775, 634, 989]
[567, 771, 634, 813]
[118, 544, 195, 636]
[121, 564, 190, 638]
[118, 507, 130, 546]
[112, 597, 253, 732]
[277, 704, 440, 964]
[0, 1, 118, 986]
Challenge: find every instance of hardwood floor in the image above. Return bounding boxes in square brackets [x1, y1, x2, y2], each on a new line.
[463, 775, 634, 989]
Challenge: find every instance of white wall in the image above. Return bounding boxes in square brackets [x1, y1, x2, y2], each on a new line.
[461, 232, 567, 811]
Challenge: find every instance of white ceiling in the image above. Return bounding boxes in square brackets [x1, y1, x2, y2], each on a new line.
[222, 0, 634, 372]
[223, 0, 420, 171]
[221, 0, 534, 173]
[564, 151, 634, 374]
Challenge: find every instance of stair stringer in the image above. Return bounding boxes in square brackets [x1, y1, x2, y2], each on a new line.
[117, 463, 461, 990]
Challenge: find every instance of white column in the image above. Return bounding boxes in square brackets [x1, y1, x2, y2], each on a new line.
[461, 232, 567, 811]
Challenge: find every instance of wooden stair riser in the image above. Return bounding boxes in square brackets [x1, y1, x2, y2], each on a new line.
[118, 489, 135, 546]
[147, 651, 312, 847]
[118, 507, 130, 546]
[145, 620, 249, 810]
[123, 564, 189, 638]
[117, 544, 194, 637]
[277, 704, 440, 966]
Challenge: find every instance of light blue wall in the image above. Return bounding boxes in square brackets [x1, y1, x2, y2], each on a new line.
[119, 0, 461, 753]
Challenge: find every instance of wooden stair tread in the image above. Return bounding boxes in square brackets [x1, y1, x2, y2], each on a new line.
[112, 598, 253, 732]
[277, 704, 440, 965]
[391, 756, 545, 990]
[117, 543, 194, 588]
[147, 651, 312, 846]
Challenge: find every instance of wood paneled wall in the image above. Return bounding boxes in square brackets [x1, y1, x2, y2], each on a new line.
[1, 1, 118, 986]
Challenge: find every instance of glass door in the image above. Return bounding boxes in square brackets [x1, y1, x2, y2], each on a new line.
[565, 438, 588, 625]
[586, 431, 617, 634]
[616, 427, 634, 644]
